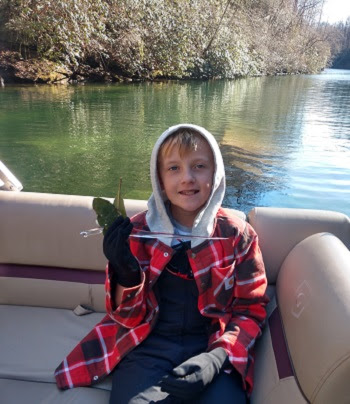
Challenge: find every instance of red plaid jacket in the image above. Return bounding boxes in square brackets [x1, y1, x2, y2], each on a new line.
[55, 208, 268, 394]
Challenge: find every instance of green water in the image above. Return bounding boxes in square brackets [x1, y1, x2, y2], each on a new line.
[1, 69, 349, 215]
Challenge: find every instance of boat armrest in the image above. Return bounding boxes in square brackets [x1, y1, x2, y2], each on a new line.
[277, 232, 350, 403]
[247, 207, 350, 283]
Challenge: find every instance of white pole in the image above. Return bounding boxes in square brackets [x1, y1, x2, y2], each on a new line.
[0, 161, 23, 191]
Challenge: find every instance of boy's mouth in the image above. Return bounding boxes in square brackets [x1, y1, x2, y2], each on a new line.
[179, 190, 199, 195]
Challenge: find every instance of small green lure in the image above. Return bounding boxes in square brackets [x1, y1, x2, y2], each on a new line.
[92, 178, 127, 235]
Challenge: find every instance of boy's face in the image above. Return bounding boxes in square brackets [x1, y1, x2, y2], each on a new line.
[158, 137, 214, 227]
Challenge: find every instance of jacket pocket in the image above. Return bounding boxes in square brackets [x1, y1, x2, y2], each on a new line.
[210, 262, 236, 310]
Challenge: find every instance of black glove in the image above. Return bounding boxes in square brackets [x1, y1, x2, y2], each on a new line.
[103, 216, 140, 287]
[160, 348, 229, 400]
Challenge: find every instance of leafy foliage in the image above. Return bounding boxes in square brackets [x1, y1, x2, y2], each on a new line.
[93, 197, 120, 234]
[328, 17, 350, 69]
[93, 178, 126, 234]
[0, 0, 335, 81]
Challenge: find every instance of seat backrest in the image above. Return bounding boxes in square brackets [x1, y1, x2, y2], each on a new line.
[248, 207, 350, 284]
[0, 192, 148, 270]
[0, 191, 147, 311]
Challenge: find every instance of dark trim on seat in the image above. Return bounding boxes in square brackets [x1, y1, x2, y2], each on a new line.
[0, 263, 105, 284]
[269, 307, 294, 379]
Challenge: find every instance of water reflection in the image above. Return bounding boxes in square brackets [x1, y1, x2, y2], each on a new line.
[0, 69, 349, 215]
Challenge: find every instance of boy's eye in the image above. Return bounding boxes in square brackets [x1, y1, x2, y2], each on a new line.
[195, 164, 205, 169]
[168, 166, 178, 171]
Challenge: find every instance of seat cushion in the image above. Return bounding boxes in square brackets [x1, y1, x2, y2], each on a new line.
[0, 378, 110, 404]
[0, 305, 112, 392]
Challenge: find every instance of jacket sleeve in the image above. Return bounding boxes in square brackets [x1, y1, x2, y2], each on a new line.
[105, 263, 148, 329]
[207, 223, 269, 394]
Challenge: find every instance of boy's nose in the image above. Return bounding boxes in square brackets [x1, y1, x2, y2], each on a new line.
[181, 167, 195, 182]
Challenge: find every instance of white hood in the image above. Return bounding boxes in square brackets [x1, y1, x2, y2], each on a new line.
[146, 124, 226, 248]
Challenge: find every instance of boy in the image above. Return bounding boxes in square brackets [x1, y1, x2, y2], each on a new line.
[55, 124, 268, 403]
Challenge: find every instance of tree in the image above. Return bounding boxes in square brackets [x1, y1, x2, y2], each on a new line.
[0, 0, 335, 82]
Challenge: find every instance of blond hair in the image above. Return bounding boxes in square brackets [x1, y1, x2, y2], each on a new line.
[158, 128, 204, 160]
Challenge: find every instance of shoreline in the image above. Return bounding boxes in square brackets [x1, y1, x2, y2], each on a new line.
[0, 48, 328, 86]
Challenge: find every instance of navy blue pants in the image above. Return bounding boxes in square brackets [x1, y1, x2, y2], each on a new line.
[110, 269, 247, 404]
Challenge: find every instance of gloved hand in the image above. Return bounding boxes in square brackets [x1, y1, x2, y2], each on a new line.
[103, 216, 140, 287]
[160, 348, 229, 400]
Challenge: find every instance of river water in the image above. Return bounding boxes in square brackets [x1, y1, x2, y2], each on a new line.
[0, 69, 349, 215]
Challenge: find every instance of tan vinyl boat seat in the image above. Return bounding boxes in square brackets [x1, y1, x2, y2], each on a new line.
[1, 192, 350, 403]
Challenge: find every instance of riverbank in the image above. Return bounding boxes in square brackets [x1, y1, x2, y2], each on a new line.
[0, 46, 297, 85]
[0, 47, 323, 85]
[0, 48, 134, 85]
[0, 1, 336, 85]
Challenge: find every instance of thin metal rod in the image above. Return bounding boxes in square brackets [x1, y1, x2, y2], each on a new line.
[80, 227, 228, 240]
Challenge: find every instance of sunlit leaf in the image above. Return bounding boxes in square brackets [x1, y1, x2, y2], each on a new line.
[92, 176, 127, 234]
[92, 197, 121, 235]
[112, 177, 127, 218]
